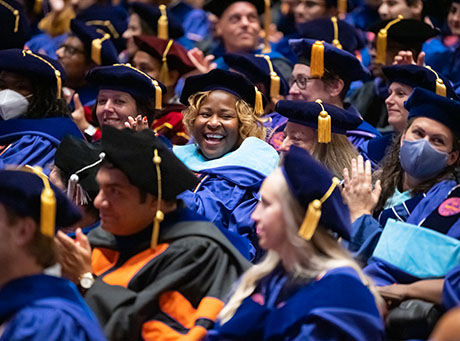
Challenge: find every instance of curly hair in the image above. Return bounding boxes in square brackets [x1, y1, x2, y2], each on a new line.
[24, 80, 71, 119]
[182, 90, 266, 141]
[374, 118, 460, 212]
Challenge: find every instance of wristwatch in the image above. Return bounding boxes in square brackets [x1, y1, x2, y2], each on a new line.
[84, 125, 97, 137]
[79, 272, 95, 290]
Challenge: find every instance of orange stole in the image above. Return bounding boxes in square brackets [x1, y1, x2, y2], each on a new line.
[142, 291, 224, 340]
[91, 243, 169, 287]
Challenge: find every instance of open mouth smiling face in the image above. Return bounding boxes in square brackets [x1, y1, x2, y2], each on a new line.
[191, 90, 242, 160]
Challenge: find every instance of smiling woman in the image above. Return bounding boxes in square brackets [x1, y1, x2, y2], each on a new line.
[174, 69, 279, 261]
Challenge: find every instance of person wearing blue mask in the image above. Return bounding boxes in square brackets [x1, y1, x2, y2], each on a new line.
[359, 63, 459, 169]
[343, 87, 460, 275]
[0, 49, 83, 174]
[207, 146, 385, 340]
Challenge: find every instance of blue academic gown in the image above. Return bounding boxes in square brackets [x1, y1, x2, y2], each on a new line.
[208, 266, 385, 340]
[358, 132, 395, 169]
[0, 274, 105, 341]
[425, 39, 460, 85]
[443, 265, 460, 310]
[0, 117, 83, 174]
[345, 103, 381, 149]
[344, 180, 460, 286]
[174, 137, 279, 261]
[345, 180, 456, 263]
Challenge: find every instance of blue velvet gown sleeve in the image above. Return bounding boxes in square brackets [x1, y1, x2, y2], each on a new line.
[0, 135, 56, 173]
[342, 214, 383, 264]
[1, 298, 106, 341]
[178, 173, 260, 259]
[443, 265, 460, 310]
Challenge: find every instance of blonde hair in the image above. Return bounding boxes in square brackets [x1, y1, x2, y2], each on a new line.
[219, 168, 382, 323]
[312, 133, 359, 179]
[182, 91, 266, 141]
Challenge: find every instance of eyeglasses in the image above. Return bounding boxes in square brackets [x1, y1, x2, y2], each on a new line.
[58, 44, 86, 57]
[288, 75, 320, 90]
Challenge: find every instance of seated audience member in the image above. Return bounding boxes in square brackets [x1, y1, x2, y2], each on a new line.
[348, 18, 439, 128]
[55, 126, 250, 340]
[276, 99, 361, 178]
[51, 136, 102, 236]
[288, 38, 381, 149]
[343, 88, 460, 268]
[84, 63, 165, 137]
[425, 0, 460, 85]
[0, 49, 82, 174]
[0, 167, 105, 341]
[56, 19, 119, 108]
[222, 53, 290, 150]
[378, 0, 423, 20]
[199, 0, 292, 79]
[208, 146, 385, 340]
[122, 2, 184, 61]
[174, 69, 280, 261]
[132, 35, 196, 144]
[360, 63, 458, 168]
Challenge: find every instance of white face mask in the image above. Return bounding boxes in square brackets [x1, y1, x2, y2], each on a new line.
[0, 89, 30, 120]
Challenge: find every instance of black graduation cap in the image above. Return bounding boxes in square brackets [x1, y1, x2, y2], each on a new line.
[203, 0, 265, 17]
[100, 126, 198, 201]
[180, 68, 267, 115]
[297, 16, 365, 53]
[0, 168, 82, 235]
[382, 64, 458, 99]
[76, 4, 129, 53]
[0, 0, 30, 50]
[406, 87, 460, 137]
[282, 145, 351, 240]
[289, 38, 368, 82]
[276, 99, 362, 142]
[86, 63, 166, 110]
[223, 52, 290, 99]
[54, 136, 102, 203]
[70, 19, 119, 66]
[0, 48, 65, 99]
[129, 2, 184, 39]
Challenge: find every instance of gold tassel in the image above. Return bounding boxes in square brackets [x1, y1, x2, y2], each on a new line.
[376, 15, 403, 65]
[337, 0, 347, 18]
[316, 99, 331, 143]
[153, 80, 163, 110]
[20, 166, 56, 237]
[425, 65, 447, 97]
[298, 200, 321, 240]
[262, 0, 271, 53]
[159, 39, 174, 85]
[158, 4, 168, 40]
[310, 41, 324, 78]
[150, 149, 164, 249]
[34, 0, 42, 14]
[55, 70, 62, 99]
[436, 79, 447, 97]
[254, 87, 264, 115]
[298, 177, 340, 241]
[40, 186, 56, 237]
[331, 17, 342, 49]
[91, 33, 110, 65]
[270, 72, 280, 99]
[281, 1, 289, 15]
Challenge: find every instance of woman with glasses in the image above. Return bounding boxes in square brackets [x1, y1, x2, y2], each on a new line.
[0, 48, 82, 174]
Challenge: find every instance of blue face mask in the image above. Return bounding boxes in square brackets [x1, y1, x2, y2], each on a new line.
[400, 139, 450, 180]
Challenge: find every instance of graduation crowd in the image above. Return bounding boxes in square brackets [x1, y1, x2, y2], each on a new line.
[3, 0, 460, 339]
